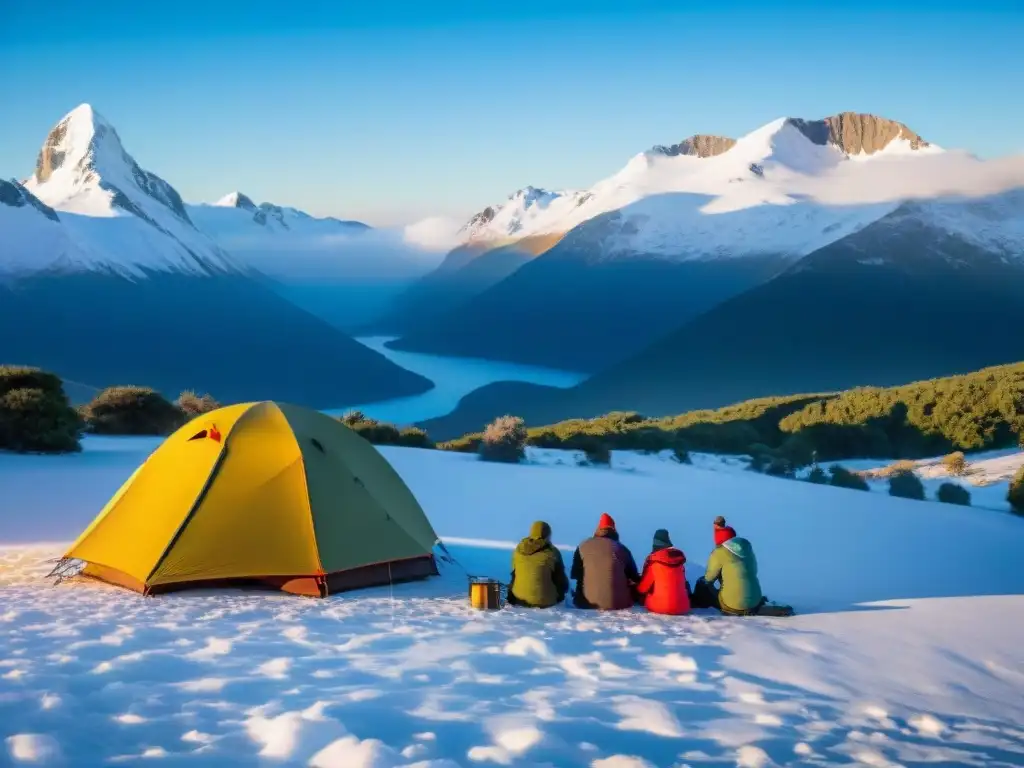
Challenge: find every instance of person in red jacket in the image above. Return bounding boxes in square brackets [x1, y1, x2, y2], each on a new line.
[636, 528, 691, 615]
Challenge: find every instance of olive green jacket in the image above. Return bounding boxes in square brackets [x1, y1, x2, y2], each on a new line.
[510, 538, 569, 608]
[704, 537, 763, 612]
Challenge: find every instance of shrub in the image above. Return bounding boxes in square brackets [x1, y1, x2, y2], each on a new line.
[936, 482, 971, 506]
[583, 442, 612, 466]
[0, 367, 81, 453]
[888, 469, 925, 500]
[880, 459, 917, 477]
[671, 444, 691, 464]
[479, 415, 527, 464]
[764, 458, 795, 478]
[82, 386, 184, 435]
[806, 466, 828, 484]
[829, 465, 870, 491]
[778, 433, 815, 467]
[747, 443, 774, 472]
[942, 451, 968, 477]
[1008, 466, 1024, 515]
[176, 390, 220, 419]
[337, 413, 435, 449]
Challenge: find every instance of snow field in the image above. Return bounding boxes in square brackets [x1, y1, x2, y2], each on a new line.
[1, 439, 1024, 766]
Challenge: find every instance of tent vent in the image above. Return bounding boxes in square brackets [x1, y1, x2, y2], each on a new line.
[188, 430, 208, 441]
[310, 438, 325, 453]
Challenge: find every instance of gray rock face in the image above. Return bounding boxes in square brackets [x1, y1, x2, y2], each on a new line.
[652, 134, 738, 158]
[790, 112, 929, 155]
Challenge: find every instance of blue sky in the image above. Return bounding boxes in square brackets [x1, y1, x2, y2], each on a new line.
[1, 0, 1022, 226]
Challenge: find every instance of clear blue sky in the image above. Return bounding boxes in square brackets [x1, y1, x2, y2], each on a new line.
[2, 0, 1022, 226]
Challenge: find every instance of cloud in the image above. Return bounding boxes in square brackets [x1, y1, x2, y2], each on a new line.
[789, 151, 1024, 206]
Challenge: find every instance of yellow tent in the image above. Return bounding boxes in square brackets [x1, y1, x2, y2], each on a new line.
[62, 402, 439, 597]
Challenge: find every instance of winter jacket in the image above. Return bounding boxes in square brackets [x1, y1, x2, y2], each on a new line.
[704, 537, 763, 613]
[637, 547, 691, 616]
[570, 528, 640, 610]
[509, 536, 569, 608]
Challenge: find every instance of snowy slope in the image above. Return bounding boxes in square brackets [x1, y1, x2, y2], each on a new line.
[15, 104, 240, 277]
[452, 113, 1023, 265]
[1, 440, 1023, 766]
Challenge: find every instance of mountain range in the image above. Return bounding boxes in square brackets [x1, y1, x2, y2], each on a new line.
[395, 114, 1024, 438]
[378, 113, 980, 372]
[0, 104, 433, 406]
[4, 104, 1024, 431]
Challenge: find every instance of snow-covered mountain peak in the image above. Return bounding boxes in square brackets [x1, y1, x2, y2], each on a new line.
[25, 103, 194, 228]
[214, 191, 257, 211]
[31, 104, 121, 187]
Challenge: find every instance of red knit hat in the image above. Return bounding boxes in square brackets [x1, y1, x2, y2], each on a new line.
[713, 516, 736, 546]
[598, 513, 616, 530]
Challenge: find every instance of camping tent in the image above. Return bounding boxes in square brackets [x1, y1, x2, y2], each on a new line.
[61, 401, 440, 597]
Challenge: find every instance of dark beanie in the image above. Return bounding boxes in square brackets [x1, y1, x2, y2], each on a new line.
[713, 515, 726, 528]
[652, 528, 672, 550]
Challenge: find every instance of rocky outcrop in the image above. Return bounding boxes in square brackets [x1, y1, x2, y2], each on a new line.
[652, 134, 737, 158]
[791, 112, 929, 155]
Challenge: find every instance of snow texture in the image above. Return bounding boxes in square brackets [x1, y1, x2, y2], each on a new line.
[2, 439, 1023, 766]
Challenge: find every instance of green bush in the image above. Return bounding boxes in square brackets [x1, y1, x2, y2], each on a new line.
[445, 360, 1024, 470]
[888, 470, 925, 500]
[0, 367, 81, 453]
[936, 482, 971, 506]
[177, 390, 220, 419]
[583, 442, 612, 466]
[479, 415, 527, 464]
[829, 465, 870, 491]
[337, 412, 435, 449]
[747, 443, 774, 472]
[942, 451, 968, 477]
[806, 466, 828, 484]
[1008, 466, 1024, 515]
[671, 444, 691, 464]
[82, 386, 184, 435]
[764, 458, 795, 478]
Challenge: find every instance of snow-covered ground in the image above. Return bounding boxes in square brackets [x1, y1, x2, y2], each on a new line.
[799, 448, 1024, 514]
[2, 439, 1024, 766]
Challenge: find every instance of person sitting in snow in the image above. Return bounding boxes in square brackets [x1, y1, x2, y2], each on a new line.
[570, 513, 640, 610]
[636, 528, 691, 616]
[691, 516, 765, 615]
[507, 520, 569, 608]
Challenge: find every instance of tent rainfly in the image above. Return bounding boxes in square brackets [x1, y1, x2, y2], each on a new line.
[59, 401, 440, 597]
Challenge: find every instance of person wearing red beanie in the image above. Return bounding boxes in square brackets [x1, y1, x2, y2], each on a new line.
[692, 516, 765, 615]
[569, 513, 639, 610]
[713, 515, 737, 547]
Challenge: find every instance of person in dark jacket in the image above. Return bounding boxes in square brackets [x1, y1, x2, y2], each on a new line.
[570, 513, 640, 610]
[508, 520, 569, 608]
[691, 516, 765, 615]
[636, 528, 691, 616]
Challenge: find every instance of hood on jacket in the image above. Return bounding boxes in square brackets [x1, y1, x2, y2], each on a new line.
[721, 537, 753, 559]
[517, 536, 553, 556]
[647, 547, 685, 568]
[594, 527, 620, 541]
